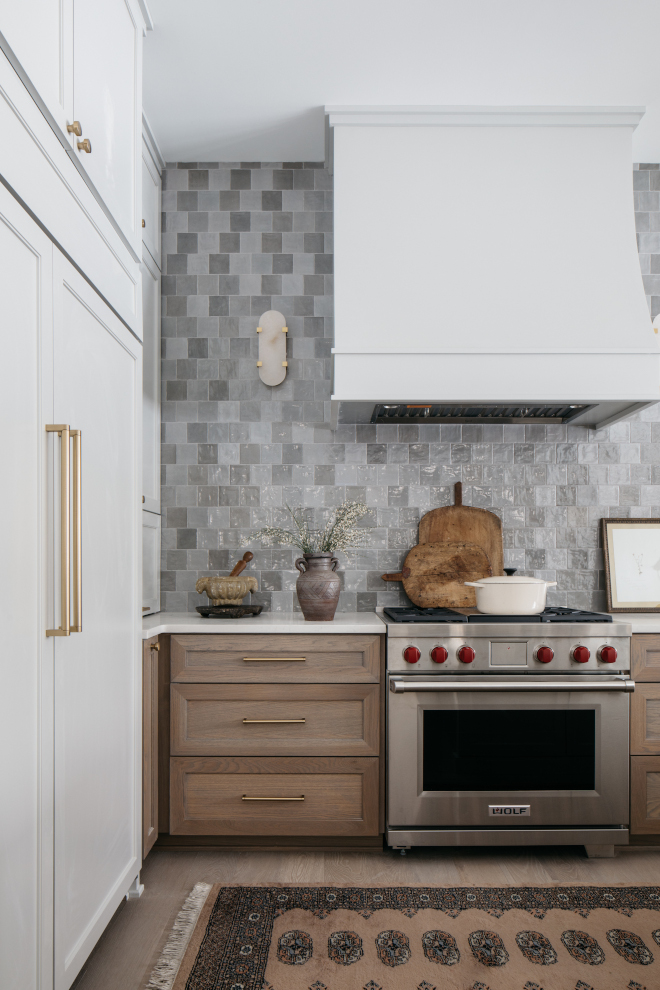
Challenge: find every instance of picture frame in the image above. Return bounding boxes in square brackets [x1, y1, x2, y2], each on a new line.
[601, 518, 660, 613]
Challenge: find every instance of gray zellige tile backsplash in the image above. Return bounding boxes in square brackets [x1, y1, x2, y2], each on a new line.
[160, 162, 660, 614]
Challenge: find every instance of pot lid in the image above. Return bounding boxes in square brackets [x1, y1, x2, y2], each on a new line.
[472, 575, 549, 585]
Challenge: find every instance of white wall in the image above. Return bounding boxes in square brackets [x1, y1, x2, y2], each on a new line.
[144, 0, 660, 161]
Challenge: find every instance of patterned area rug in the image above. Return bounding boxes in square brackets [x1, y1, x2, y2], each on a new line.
[146, 884, 660, 990]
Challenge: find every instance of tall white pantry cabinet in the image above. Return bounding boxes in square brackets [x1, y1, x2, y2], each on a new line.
[0, 2, 154, 988]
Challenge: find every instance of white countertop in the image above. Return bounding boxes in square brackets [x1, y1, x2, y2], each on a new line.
[614, 613, 660, 634]
[142, 610, 386, 639]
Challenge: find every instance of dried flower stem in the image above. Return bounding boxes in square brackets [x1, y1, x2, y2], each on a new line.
[242, 501, 370, 554]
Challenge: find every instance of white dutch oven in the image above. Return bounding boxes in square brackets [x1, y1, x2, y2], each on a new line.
[464, 574, 557, 614]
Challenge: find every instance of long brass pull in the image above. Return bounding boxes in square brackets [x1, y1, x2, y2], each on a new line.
[71, 429, 82, 632]
[243, 657, 306, 662]
[46, 425, 70, 636]
[242, 795, 305, 801]
[242, 718, 305, 724]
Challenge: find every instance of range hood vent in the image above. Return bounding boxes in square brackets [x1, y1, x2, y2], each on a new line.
[371, 403, 593, 425]
[326, 105, 659, 429]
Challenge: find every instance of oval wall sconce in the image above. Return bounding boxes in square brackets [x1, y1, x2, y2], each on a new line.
[256, 310, 288, 385]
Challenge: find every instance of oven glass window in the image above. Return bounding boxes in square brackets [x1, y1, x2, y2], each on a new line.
[423, 709, 595, 791]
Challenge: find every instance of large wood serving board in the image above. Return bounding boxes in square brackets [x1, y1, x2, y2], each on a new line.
[418, 482, 504, 577]
[400, 541, 492, 608]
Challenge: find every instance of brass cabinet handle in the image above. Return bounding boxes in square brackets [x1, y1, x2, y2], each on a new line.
[242, 718, 305, 724]
[46, 425, 70, 636]
[242, 795, 304, 801]
[243, 657, 306, 662]
[67, 121, 82, 136]
[151, 641, 160, 651]
[71, 430, 82, 632]
[77, 138, 92, 154]
[142, 219, 145, 227]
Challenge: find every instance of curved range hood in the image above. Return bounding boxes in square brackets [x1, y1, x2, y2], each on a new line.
[326, 106, 659, 429]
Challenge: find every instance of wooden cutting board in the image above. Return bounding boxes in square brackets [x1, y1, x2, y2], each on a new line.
[419, 481, 504, 577]
[384, 541, 493, 608]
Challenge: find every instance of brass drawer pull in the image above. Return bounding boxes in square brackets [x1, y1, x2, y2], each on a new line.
[243, 657, 306, 662]
[242, 795, 304, 801]
[242, 718, 305, 724]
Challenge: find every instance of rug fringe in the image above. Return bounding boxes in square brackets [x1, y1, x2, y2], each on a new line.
[144, 882, 212, 990]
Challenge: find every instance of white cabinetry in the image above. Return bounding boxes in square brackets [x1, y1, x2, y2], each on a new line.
[1, 0, 72, 131]
[0, 0, 144, 313]
[0, 2, 147, 985]
[141, 122, 162, 614]
[142, 509, 161, 615]
[71, 0, 143, 252]
[142, 130, 162, 269]
[0, 184, 141, 990]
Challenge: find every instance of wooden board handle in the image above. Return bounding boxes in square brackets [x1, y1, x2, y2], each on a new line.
[381, 567, 411, 582]
[454, 481, 462, 506]
[230, 551, 253, 577]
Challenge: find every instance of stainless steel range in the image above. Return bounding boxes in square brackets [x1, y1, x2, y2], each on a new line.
[384, 606, 634, 858]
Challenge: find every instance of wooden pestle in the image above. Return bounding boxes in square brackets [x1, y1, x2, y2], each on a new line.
[229, 551, 253, 577]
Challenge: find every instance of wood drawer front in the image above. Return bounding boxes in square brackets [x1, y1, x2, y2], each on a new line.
[170, 756, 379, 835]
[632, 635, 660, 681]
[631, 756, 660, 834]
[171, 683, 379, 757]
[170, 634, 381, 683]
[631, 683, 660, 755]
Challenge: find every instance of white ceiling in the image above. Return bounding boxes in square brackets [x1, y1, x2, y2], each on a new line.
[143, 0, 660, 163]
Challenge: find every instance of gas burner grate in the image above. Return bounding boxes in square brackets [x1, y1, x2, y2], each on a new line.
[383, 606, 468, 623]
[383, 605, 613, 623]
[371, 403, 592, 425]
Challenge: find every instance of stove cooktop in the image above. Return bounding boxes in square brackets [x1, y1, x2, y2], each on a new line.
[383, 605, 613, 624]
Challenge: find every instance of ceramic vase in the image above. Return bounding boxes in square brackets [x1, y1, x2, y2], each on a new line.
[295, 552, 341, 620]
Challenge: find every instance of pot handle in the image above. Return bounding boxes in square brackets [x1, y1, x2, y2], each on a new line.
[331, 557, 339, 571]
[546, 581, 557, 587]
[295, 558, 307, 573]
[463, 581, 480, 587]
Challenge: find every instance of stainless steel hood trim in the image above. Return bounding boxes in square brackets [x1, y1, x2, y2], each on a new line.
[386, 827, 629, 847]
[331, 400, 657, 431]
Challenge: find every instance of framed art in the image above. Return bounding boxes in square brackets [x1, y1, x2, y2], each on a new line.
[601, 518, 660, 613]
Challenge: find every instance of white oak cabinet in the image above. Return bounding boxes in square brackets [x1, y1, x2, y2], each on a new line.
[0, 79, 142, 990]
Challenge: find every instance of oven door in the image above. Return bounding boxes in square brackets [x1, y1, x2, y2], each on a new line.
[387, 675, 632, 829]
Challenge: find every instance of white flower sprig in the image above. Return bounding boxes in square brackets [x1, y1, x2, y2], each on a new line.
[242, 500, 371, 554]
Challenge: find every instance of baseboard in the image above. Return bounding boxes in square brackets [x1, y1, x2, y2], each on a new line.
[154, 833, 385, 853]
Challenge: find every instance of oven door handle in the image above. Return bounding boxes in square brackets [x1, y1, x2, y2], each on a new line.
[389, 678, 635, 693]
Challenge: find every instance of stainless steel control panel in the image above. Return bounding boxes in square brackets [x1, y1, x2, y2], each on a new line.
[385, 622, 631, 674]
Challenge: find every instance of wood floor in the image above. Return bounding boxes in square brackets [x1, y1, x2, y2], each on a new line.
[72, 844, 660, 990]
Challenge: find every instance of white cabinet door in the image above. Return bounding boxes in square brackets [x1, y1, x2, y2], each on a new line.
[142, 135, 161, 269]
[0, 183, 54, 990]
[52, 252, 141, 990]
[1, 0, 73, 132]
[72, 0, 142, 253]
[142, 509, 161, 614]
[141, 254, 160, 511]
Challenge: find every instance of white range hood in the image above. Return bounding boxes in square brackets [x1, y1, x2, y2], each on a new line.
[326, 106, 659, 428]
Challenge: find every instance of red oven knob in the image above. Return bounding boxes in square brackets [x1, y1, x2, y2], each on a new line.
[403, 646, 421, 664]
[431, 646, 448, 664]
[572, 645, 591, 664]
[457, 645, 475, 664]
[598, 645, 617, 664]
[535, 646, 554, 664]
